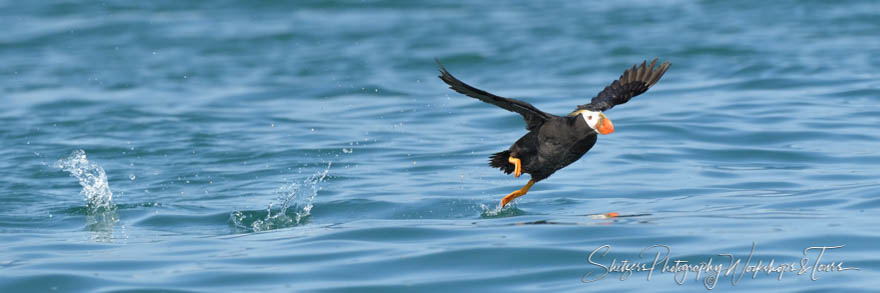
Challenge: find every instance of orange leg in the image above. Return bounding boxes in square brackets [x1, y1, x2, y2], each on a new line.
[500, 180, 535, 207]
[508, 156, 522, 178]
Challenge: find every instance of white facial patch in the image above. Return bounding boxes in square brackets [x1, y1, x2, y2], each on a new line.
[580, 111, 601, 129]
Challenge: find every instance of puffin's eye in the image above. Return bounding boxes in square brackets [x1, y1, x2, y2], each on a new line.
[588, 116, 593, 120]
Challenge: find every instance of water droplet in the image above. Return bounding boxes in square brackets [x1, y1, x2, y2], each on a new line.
[129, 174, 136, 181]
[310, 128, 315, 132]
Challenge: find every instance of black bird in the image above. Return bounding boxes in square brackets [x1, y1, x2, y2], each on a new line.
[437, 59, 670, 208]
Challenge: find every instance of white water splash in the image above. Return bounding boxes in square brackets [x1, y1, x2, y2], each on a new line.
[232, 162, 331, 232]
[57, 150, 123, 242]
[57, 150, 115, 211]
[479, 202, 527, 218]
[480, 203, 504, 217]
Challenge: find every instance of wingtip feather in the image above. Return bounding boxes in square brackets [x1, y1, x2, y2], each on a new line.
[639, 60, 650, 81]
[647, 60, 671, 87]
[435, 58, 448, 75]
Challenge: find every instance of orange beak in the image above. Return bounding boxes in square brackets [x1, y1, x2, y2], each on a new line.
[596, 113, 614, 135]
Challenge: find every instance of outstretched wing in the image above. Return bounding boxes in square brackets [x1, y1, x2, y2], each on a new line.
[575, 59, 670, 113]
[436, 59, 552, 131]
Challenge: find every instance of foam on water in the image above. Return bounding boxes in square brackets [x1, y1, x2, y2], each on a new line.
[231, 162, 331, 232]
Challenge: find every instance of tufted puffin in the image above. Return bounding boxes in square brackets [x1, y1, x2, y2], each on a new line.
[437, 58, 670, 208]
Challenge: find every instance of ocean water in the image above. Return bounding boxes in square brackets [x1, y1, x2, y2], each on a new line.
[2, 0, 879, 292]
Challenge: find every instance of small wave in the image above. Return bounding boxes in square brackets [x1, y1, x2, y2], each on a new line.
[231, 163, 330, 232]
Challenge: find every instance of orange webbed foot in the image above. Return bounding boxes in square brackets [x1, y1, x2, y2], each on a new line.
[508, 156, 522, 178]
[500, 180, 535, 208]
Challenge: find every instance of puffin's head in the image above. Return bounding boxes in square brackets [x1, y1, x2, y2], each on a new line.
[579, 110, 614, 135]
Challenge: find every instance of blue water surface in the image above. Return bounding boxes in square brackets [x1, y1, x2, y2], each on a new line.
[1, 0, 879, 292]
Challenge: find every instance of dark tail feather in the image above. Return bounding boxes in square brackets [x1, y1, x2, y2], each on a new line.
[489, 150, 514, 174]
